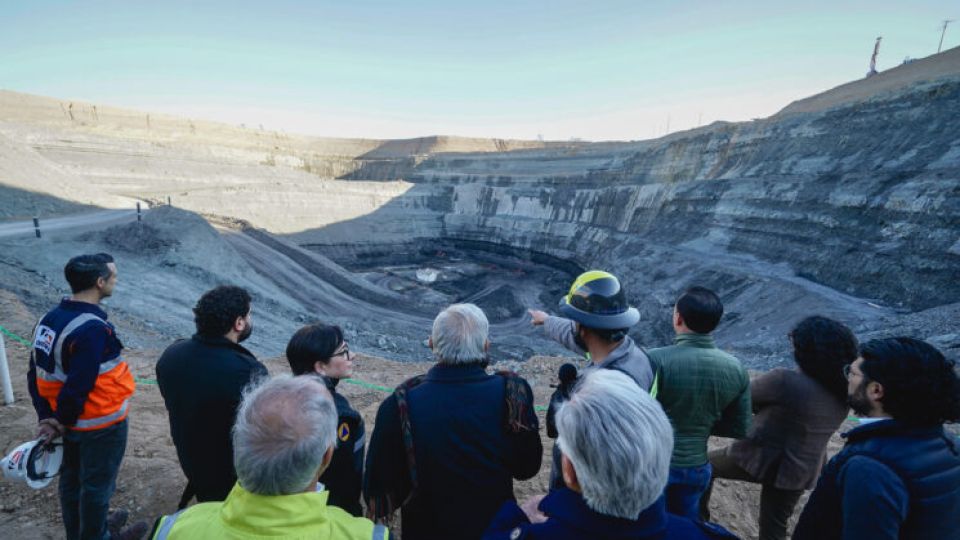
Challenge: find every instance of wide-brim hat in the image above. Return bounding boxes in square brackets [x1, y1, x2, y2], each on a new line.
[558, 270, 640, 330]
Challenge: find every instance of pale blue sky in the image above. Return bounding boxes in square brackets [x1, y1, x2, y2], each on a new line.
[2, 1, 956, 140]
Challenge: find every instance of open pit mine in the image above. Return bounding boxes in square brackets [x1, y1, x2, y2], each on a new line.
[0, 47, 958, 370]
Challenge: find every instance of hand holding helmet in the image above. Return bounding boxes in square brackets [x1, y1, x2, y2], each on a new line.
[1, 438, 64, 489]
[36, 418, 64, 445]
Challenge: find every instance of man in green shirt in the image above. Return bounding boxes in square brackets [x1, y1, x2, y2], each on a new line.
[647, 286, 751, 520]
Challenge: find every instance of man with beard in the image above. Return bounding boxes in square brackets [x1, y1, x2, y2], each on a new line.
[794, 337, 960, 540]
[157, 285, 266, 506]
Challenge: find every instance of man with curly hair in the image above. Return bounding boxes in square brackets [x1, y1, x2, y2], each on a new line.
[794, 337, 960, 539]
[156, 285, 267, 506]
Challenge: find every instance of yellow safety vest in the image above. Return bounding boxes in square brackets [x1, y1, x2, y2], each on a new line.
[153, 483, 387, 540]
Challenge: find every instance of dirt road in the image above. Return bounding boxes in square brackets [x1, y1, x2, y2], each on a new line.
[0, 210, 141, 239]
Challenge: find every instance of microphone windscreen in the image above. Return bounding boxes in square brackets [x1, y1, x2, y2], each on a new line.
[558, 363, 577, 384]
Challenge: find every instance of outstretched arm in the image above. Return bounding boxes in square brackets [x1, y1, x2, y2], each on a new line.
[529, 309, 586, 356]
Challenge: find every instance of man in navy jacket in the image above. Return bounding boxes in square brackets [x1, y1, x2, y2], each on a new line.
[364, 303, 541, 540]
[794, 337, 960, 539]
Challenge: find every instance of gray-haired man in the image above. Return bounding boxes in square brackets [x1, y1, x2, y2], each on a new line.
[152, 375, 387, 539]
[484, 369, 735, 539]
[364, 303, 542, 540]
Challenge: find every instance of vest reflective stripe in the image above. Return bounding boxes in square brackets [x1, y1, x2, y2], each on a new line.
[154, 509, 185, 540]
[372, 524, 387, 540]
[35, 313, 107, 381]
[73, 399, 129, 430]
[52, 313, 103, 375]
[36, 357, 124, 382]
[354, 433, 366, 453]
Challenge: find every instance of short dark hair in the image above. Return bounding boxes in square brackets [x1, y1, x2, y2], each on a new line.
[286, 324, 344, 376]
[193, 286, 252, 337]
[676, 286, 723, 334]
[64, 253, 115, 293]
[790, 316, 858, 400]
[860, 337, 960, 425]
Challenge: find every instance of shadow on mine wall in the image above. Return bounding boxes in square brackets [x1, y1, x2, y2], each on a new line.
[0, 183, 99, 221]
[292, 79, 960, 313]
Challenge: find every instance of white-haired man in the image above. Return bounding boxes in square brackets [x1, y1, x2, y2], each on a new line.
[364, 303, 542, 540]
[484, 370, 736, 539]
[151, 376, 387, 540]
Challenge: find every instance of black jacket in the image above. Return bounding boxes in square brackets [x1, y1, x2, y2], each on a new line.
[794, 419, 960, 540]
[320, 376, 365, 516]
[364, 363, 542, 540]
[156, 334, 267, 503]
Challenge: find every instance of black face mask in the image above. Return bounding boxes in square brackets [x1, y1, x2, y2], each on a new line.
[573, 325, 588, 352]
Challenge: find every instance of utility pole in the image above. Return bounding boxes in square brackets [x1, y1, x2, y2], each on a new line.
[939, 20, 954, 53]
[867, 36, 882, 77]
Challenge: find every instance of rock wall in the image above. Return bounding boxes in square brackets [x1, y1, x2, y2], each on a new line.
[298, 78, 959, 311]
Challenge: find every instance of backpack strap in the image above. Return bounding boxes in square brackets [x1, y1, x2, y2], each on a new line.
[366, 374, 426, 521]
[393, 374, 426, 493]
[496, 370, 537, 433]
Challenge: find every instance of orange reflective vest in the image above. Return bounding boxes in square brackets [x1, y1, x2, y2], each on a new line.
[33, 310, 135, 431]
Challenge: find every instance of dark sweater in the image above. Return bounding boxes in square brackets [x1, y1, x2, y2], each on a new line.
[156, 334, 267, 502]
[364, 363, 542, 540]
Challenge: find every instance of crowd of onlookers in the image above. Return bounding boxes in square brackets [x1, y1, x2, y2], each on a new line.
[21, 253, 960, 539]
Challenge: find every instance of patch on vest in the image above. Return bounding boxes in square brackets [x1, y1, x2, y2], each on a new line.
[34, 325, 56, 355]
[337, 422, 350, 442]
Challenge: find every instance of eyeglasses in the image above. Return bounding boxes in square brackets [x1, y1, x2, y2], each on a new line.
[331, 345, 350, 359]
[843, 364, 855, 380]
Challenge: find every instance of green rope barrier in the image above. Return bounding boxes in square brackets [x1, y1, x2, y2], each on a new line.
[0, 324, 32, 347]
[342, 378, 393, 393]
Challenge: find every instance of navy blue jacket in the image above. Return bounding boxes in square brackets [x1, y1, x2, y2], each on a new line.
[483, 488, 737, 540]
[320, 376, 365, 517]
[364, 363, 542, 540]
[794, 419, 960, 540]
[27, 299, 123, 426]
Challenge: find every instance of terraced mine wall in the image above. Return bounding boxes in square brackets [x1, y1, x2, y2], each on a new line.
[301, 78, 960, 312]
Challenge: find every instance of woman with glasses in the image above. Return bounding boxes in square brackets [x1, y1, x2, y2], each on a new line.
[286, 323, 365, 516]
[699, 316, 858, 540]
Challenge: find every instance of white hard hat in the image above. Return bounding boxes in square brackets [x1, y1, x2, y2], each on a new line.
[1, 439, 63, 489]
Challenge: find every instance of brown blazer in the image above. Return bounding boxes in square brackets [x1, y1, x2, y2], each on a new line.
[726, 367, 848, 490]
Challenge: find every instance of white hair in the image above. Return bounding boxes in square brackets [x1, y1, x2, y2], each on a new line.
[431, 303, 489, 364]
[556, 369, 673, 519]
[232, 375, 338, 495]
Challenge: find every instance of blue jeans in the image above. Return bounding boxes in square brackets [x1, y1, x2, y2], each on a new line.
[666, 462, 712, 520]
[59, 419, 128, 540]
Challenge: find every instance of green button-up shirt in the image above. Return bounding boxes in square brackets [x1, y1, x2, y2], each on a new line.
[647, 333, 751, 468]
